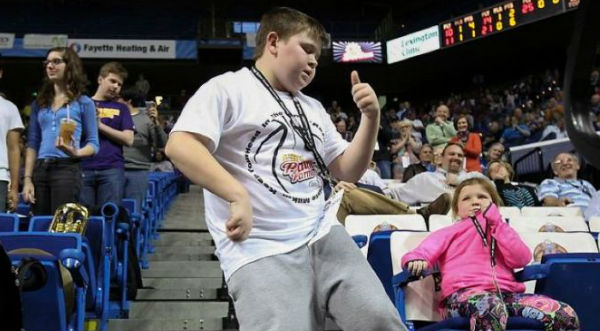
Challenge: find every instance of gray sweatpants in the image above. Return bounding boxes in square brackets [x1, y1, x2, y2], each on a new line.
[227, 225, 407, 331]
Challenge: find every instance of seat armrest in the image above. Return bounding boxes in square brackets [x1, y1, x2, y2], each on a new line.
[352, 235, 368, 248]
[514, 264, 549, 282]
[59, 248, 88, 287]
[393, 269, 439, 288]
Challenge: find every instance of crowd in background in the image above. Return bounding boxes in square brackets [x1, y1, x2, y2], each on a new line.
[328, 68, 600, 181]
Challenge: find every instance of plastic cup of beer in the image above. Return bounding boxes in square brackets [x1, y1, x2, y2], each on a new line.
[59, 118, 76, 144]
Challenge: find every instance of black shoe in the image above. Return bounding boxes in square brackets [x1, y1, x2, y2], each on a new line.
[417, 193, 451, 225]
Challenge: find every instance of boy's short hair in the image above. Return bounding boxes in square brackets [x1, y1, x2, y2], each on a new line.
[253, 7, 329, 60]
[98, 61, 128, 81]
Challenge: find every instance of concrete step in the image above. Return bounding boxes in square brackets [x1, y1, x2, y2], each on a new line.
[148, 252, 215, 262]
[136, 288, 218, 300]
[129, 301, 228, 320]
[153, 232, 214, 246]
[107, 317, 223, 331]
[142, 261, 222, 278]
[142, 277, 223, 290]
[149, 245, 215, 254]
[160, 222, 207, 231]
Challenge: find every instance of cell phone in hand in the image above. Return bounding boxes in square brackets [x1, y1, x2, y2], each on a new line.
[145, 101, 156, 109]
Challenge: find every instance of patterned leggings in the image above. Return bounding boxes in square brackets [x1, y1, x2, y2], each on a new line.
[444, 288, 579, 331]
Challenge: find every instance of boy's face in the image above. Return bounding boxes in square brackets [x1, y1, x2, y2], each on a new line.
[272, 31, 320, 92]
[97, 72, 124, 100]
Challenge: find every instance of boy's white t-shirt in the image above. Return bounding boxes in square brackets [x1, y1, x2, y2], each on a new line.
[0, 96, 24, 182]
[172, 67, 349, 280]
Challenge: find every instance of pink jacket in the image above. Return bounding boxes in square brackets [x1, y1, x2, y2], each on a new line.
[401, 204, 532, 300]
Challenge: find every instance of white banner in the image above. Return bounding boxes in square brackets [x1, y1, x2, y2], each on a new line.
[23, 34, 68, 49]
[0, 33, 15, 49]
[68, 39, 176, 59]
[386, 26, 440, 64]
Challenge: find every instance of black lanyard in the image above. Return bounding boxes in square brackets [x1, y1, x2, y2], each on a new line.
[250, 66, 335, 188]
[566, 180, 593, 198]
[470, 216, 496, 267]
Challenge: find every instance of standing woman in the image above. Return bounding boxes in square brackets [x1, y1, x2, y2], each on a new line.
[22, 47, 99, 215]
[450, 115, 482, 172]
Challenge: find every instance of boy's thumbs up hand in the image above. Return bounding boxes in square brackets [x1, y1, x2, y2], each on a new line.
[351, 70, 361, 85]
[350, 70, 379, 119]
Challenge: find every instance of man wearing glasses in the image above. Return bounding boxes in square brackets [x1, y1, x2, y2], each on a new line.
[538, 152, 597, 211]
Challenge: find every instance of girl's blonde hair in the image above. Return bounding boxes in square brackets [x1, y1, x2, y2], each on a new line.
[451, 177, 503, 219]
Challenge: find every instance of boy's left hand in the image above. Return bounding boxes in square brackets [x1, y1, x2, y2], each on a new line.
[351, 71, 379, 119]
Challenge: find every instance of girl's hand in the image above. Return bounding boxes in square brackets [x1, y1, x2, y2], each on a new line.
[482, 202, 502, 226]
[405, 259, 428, 276]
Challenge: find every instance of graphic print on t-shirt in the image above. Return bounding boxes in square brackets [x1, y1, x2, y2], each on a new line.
[245, 110, 325, 204]
[97, 107, 120, 119]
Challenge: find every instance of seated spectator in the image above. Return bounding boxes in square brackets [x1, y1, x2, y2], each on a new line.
[524, 111, 544, 143]
[486, 161, 541, 208]
[374, 115, 395, 179]
[538, 152, 597, 210]
[401, 178, 579, 331]
[388, 143, 486, 205]
[327, 100, 347, 121]
[390, 119, 421, 166]
[584, 190, 600, 220]
[335, 180, 451, 225]
[357, 161, 386, 193]
[482, 120, 503, 149]
[404, 110, 424, 142]
[390, 163, 403, 181]
[540, 118, 567, 141]
[500, 116, 530, 148]
[481, 142, 506, 173]
[402, 144, 435, 182]
[449, 115, 482, 172]
[151, 150, 174, 172]
[334, 117, 351, 141]
[426, 104, 456, 153]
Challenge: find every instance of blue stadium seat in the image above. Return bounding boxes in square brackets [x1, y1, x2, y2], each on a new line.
[393, 269, 544, 331]
[0, 213, 19, 232]
[516, 253, 600, 331]
[29, 216, 111, 330]
[0, 232, 87, 331]
[121, 198, 148, 268]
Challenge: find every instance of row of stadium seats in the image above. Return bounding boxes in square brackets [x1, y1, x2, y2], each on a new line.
[0, 171, 184, 331]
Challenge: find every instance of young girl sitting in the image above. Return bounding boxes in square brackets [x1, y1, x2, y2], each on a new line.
[401, 177, 579, 331]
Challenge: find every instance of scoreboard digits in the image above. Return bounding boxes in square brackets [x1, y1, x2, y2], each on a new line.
[440, 0, 567, 48]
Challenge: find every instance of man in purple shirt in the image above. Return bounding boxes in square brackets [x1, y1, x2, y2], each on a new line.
[81, 62, 134, 213]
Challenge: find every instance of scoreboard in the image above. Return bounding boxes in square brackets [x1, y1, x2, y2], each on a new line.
[384, 0, 579, 64]
[440, 0, 574, 48]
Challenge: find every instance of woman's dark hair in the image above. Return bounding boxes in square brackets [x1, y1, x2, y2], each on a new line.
[36, 47, 89, 108]
[454, 114, 471, 131]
